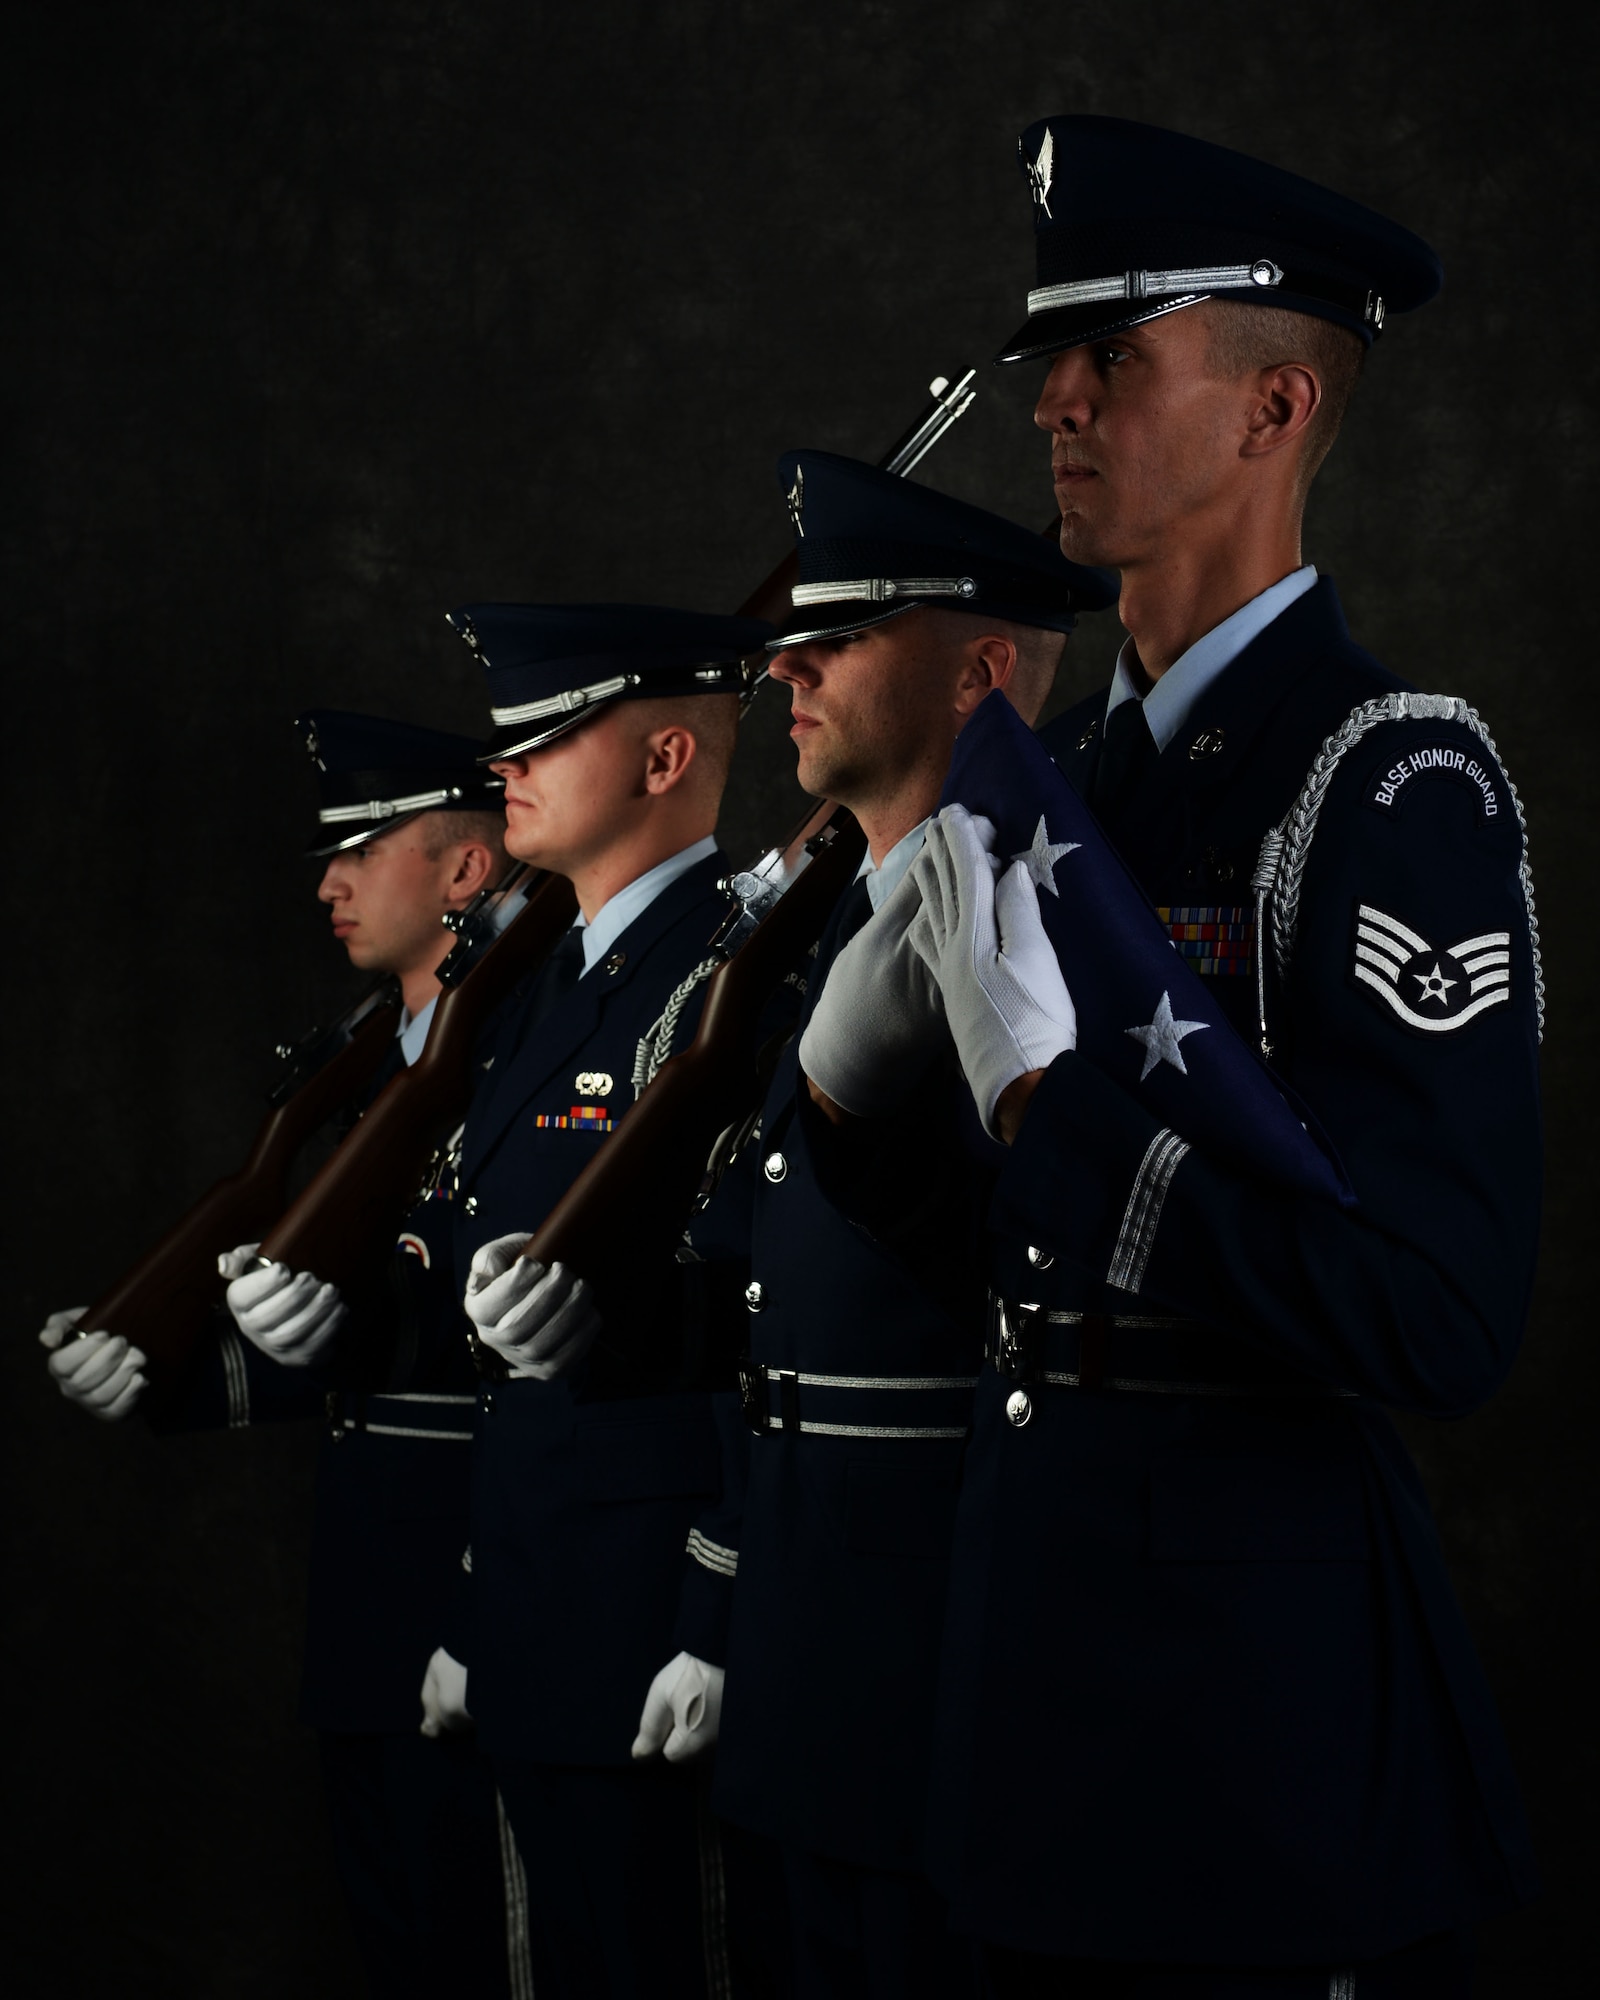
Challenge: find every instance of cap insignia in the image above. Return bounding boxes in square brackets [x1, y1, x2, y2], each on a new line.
[305, 721, 324, 770]
[1025, 126, 1055, 219]
[450, 610, 484, 658]
[787, 466, 805, 537]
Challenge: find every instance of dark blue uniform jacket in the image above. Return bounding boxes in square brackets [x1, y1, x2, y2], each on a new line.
[157, 1042, 485, 1737]
[455, 853, 768, 1770]
[715, 883, 999, 1872]
[929, 578, 1542, 1962]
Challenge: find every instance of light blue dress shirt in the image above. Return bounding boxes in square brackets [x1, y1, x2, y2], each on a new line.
[859, 819, 929, 913]
[1105, 565, 1318, 750]
[576, 834, 720, 973]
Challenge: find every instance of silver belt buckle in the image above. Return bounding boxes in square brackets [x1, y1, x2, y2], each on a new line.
[994, 1299, 1038, 1382]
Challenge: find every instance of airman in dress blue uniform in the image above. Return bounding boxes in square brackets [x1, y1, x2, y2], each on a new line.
[426, 604, 793, 1999]
[813, 117, 1543, 1999]
[711, 455, 1115, 1998]
[41, 713, 531, 1997]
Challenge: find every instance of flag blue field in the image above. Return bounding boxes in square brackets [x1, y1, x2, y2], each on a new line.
[940, 693, 1353, 1205]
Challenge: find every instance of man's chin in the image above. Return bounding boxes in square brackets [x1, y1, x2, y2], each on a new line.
[504, 832, 550, 869]
[1056, 511, 1118, 571]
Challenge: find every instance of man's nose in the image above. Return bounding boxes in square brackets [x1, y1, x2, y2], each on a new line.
[1035, 349, 1092, 434]
[767, 645, 817, 687]
[488, 754, 529, 781]
[317, 862, 347, 903]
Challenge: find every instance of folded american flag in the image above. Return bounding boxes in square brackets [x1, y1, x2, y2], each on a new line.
[940, 692, 1351, 1204]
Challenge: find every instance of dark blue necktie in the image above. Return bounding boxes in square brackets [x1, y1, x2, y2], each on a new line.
[1090, 697, 1158, 823]
[521, 924, 588, 1036]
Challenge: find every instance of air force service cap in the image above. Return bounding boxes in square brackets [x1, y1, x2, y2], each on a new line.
[771, 449, 1117, 648]
[448, 604, 777, 760]
[999, 114, 1443, 366]
[299, 710, 504, 857]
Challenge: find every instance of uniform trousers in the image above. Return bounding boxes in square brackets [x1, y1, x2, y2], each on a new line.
[318, 1729, 522, 1998]
[493, 1755, 718, 1999]
[980, 1929, 1473, 1999]
[782, 1844, 981, 1999]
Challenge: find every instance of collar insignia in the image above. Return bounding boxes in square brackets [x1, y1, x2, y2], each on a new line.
[787, 466, 805, 537]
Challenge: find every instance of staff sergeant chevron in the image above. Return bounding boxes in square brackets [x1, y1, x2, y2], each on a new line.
[1350, 903, 1511, 1033]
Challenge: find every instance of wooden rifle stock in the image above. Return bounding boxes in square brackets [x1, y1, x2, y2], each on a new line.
[77, 986, 403, 1378]
[522, 803, 864, 1293]
[259, 870, 577, 1287]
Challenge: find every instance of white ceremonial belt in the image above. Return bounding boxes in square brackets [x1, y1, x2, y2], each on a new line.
[739, 1360, 979, 1440]
[319, 786, 466, 824]
[790, 576, 977, 606]
[1028, 259, 1284, 316]
[327, 1390, 477, 1445]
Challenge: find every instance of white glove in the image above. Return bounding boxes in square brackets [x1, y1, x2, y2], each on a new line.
[221, 1242, 347, 1367]
[40, 1309, 147, 1421]
[908, 805, 1077, 1137]
[798, 860, 948, 1116]
[631, 1651, 724, 1763]
[419, 1645, 472, 1737]
[463, 1234, 600, 1380]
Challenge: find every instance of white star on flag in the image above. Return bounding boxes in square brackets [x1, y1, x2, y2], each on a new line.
[1013, 814, 1079, 896]
[1125, 990, 1210, 1081]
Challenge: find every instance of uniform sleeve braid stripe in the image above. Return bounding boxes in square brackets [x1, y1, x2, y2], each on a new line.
[219, 1322, 251, 1428]
[494, 1791, 536, 2000]
[1107, 1129, 1191, 1293]
[1251, 692, 1544, 1042]
[686, 1528, 739, 1576]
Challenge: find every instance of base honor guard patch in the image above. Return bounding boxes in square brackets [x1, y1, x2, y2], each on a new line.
[1157, 906, 1253, 977]
[535, 1105, 615, 1131]
[1351, 903, 1511, 1032]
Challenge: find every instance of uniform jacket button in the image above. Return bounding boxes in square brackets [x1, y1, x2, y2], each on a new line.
[763, 1152, 787, 1183]
[1006, 1388, 1033, 1428]
[744, 1281, 765, 1312]
[1026, 1244, 1054, 1268]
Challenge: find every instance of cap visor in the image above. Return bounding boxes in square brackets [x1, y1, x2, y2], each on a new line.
[478, 705, 611, 763]
[993, 293, 1208, 365]
[305, 807, 434, 859]
[765, 600, 921, 651]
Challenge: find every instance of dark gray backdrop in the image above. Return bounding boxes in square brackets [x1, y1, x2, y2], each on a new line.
[4, 2, 1593, 1992]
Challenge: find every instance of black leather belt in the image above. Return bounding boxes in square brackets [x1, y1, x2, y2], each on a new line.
[326, 1390, 478, 1443]
[985, 1295, 1350, 1400]
[738, 1358, 978, 1439]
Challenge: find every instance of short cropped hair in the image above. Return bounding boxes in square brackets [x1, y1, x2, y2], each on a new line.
[420, 807, 510, 860]
[937, 609, 1070, 727]
[1202, 300, 1366, 497]
[627, 692, 741, 793]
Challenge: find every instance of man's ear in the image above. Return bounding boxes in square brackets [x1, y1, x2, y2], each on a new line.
[445, 840, 497, 906]
[642, 725, 698, 797]
[954, 634, 1019, 718]
[1241, 362, 1321, 460]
